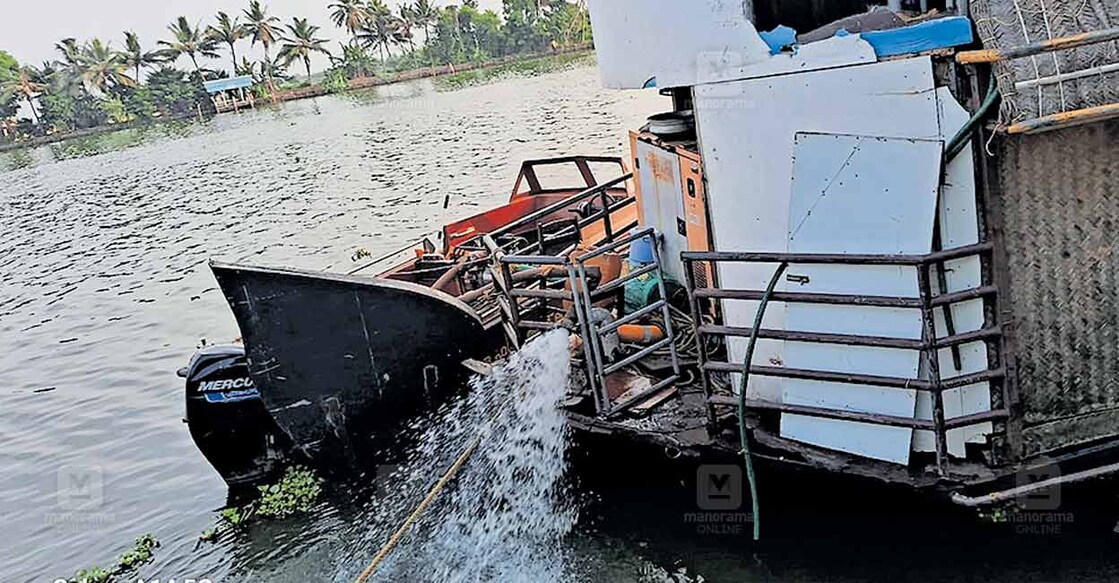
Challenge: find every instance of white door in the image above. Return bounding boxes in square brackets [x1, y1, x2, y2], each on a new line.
[635, 140, 688, 283]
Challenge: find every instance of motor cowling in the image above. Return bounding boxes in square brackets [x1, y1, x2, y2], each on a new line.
[180, 344, 288, 489]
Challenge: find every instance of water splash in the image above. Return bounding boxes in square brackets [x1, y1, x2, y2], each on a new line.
[360, 329, 575, 582]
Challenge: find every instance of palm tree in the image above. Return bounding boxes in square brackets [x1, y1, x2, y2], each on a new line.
[78, 38, 136, 93]
[235, 57, 257, 78]
[208, 12, 249, 73]
[356, 1, 397, 62]
[160, 16, 220, 77]
[329, 0, 371, 46]
[0, 66, 46, 124]
[278, 18, 332, 80]
[50, 38, 87, 96]
[122, 32, 165, 83]
[244, 1, 281, 70]
[411, 0, 438, 47]
[55, 38, 82, 67]
[396, 6, 418, 54]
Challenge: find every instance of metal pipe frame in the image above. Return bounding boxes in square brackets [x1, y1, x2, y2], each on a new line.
[694, 288, 923, 308]
[566, 263, 605, 414]
[575, 261, 611, 414]
[572, 226, 681, 417]
[682, 242, 993, 267]
[701, 362, 1004, 393]
[592, 264, 658, 298]
[698, 324, 1004, 352]
[919, 264, 950, 472]
[709, 395, 1011, 433]
[683, 261, 718, 424]
[598, 301, 664, 334]
[684, 243, 1008, 473]
[488, 173, 633, 240]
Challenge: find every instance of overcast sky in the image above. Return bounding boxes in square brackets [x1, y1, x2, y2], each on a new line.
[5, 0, 502, 75]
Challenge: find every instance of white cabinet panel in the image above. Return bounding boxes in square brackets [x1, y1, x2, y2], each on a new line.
[694, 57, 941, 405]
[780, 133, 941, 465]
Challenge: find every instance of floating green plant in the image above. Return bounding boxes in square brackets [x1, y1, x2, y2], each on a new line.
[63, 534, 158, 583]
[256, 465, 323, 519]
[977, 504, 1011, 523]
[200, 466, 324, 543]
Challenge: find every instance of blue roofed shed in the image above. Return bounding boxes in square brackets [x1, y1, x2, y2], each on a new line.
[203, 75, 257, 113]
[203, 75, 255, 94]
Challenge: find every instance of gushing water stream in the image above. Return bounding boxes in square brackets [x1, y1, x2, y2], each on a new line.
[358, 330, 574, 582]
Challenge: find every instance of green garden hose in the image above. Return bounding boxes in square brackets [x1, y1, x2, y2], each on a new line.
[737, 261, 788, 542]
[944, 71, 1001, 163]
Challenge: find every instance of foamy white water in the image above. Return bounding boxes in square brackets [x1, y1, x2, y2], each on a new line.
[358, 329, 575, 582]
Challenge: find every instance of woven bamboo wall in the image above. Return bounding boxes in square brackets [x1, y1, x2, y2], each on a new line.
[971, 0, 1119, 123]
[994, 120, 1119, 455]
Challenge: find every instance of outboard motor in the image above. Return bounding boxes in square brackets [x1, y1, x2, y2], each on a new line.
[179, 344, 288, 489]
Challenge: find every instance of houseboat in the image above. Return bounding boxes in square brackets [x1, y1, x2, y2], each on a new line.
[184, 0, 1119, 523]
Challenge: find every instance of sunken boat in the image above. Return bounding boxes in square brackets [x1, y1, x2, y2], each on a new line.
[466, 0, 1119, 522]
[182, 157, 637, 484]
[183, 0, 1119, 530]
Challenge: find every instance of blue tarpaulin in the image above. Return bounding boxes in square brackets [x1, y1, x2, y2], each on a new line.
[859, 16, 973, 58]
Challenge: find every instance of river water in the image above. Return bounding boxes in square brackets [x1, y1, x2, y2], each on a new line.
[4, 62, 1119, 583]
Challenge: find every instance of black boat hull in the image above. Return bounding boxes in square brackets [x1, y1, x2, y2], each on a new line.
[211, 262, 486, 468]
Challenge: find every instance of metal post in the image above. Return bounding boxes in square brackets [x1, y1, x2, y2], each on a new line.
[683, 259, 716, 424]
[648, 233, 681, 381]
[499, 260, 522, 349]
[918, 264, 949, 474]
[566, 263, 604, 413]
[598, 189, 615, 243]
[576, 261, 611, 414]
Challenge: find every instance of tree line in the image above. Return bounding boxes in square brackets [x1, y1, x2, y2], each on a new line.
[0, 0, 591, 140]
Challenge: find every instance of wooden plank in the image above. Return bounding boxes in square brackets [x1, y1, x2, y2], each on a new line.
[631, 386, 678, 414]
[1006, 103, 1119, 135]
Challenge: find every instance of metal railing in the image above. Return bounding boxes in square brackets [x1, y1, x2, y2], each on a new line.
[482, 174, 680, 417]
[571, 227, 681, 417]
[682, 242, 1009, 473]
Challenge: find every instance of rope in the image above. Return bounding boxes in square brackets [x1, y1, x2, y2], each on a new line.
[737, 262, 788, 542]
[354, 395, 511, 582]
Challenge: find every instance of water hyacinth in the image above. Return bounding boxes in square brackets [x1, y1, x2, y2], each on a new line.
[63, 534, 158, 583]
[202, 465, 325, 542]
[256, 465, 324, 519]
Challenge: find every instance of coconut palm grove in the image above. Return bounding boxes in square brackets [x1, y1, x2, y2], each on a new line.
[0, 0, 592, 142]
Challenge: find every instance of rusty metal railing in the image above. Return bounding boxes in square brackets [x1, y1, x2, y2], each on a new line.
[682, 242, 1009, 474]
[482, 174, 680, 417]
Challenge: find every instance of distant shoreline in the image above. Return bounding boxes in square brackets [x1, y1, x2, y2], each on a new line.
[0, 45, 594, 155]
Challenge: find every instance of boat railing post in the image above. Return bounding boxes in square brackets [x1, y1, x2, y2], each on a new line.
[918, 262, 949, 474]
[683, 257, 717, 425]
[567, 262, 605, 414]
[598, 188, 615, 243]
[575, 259, 611, 414]
[649, 232, 681, 382]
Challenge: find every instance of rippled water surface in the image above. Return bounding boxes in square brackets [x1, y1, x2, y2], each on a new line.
[0, 64, 667, 582]
[5, 63, 1119, 583]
